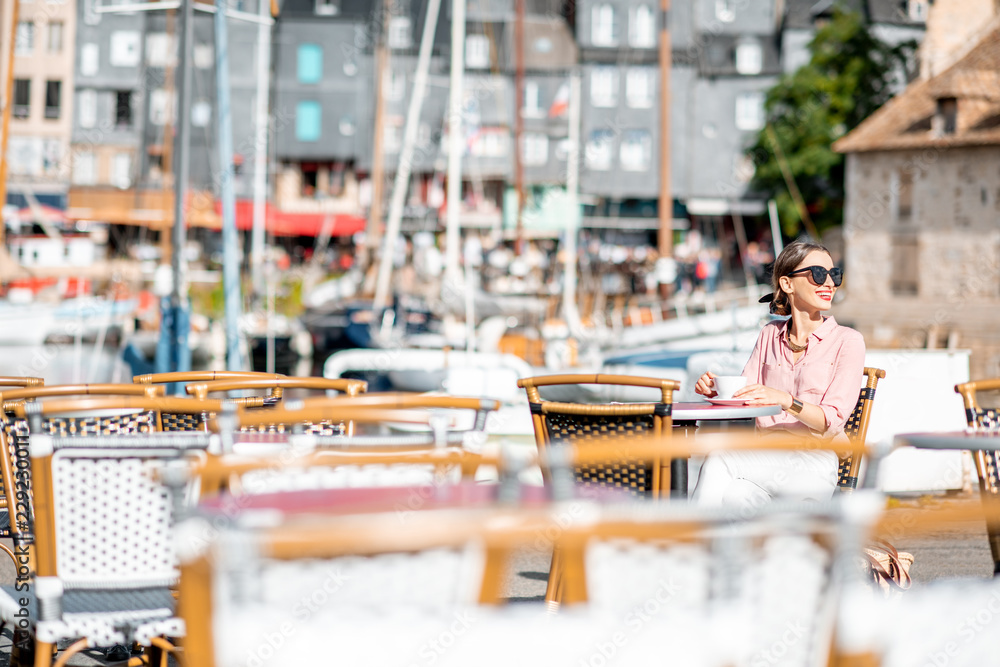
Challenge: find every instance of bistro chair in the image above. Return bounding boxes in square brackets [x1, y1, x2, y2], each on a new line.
[954, 377, 1000, 574]
[837, 367, 887, 491]
[0, 396, 223, 667]
[177, 508, 561, 667]
[201, 402, 492, 495]
[517, 374, 681, 499]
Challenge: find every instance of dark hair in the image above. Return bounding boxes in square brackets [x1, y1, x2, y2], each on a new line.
[766, 240, 832, 316]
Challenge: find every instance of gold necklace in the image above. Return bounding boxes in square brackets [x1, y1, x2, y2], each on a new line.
[786, 328, 808, 353]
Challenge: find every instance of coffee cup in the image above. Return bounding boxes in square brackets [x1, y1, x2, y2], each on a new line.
[712, 375, 747, 399]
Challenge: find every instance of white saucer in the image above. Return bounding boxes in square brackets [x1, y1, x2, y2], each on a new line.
[705, 398, 750, 406]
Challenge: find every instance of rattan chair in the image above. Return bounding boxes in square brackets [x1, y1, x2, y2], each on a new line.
[0, 396, 223, 667]
[517, 374, 681, 498]
[837, 367, 887, 491]
[177, 507, 558, 667]
[954, 377, 1000, 574]
[200, 401, 494, 495]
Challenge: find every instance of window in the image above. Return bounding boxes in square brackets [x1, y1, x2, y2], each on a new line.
[115, 91, 133, 128]
[384, 118, 402, 153]
[110, 31, 140, 67]
[81, 43, 100, 75]
[150, 89, 173, 126]
[146, 33, 176, 68]
[389, 17, 412, 49]
[591, 4, 616, 46]
[735, 91, 765, 130]
[112, 153, 131, 189]
[13, 79, 31, 119]
[908, 0, 929, 21]
[590, 67, 619, 107]
[16, 22, 34, 55]
[715, 0, 735, 22]
[78, 89, 97, 128]
[626, 68, 653, 108]
[620, 130, 651, 171]
[466, 35, 489, 69]
[470, 128, 507, 157]
[385, 69, 405, 101]
[735, 40, 763, 75]
[191, 100, 211, 127]
[42, 139, 61, 176]
[895, 170, 914, 222]
[193, 44, 214, 69]
[937, 97, 957, 135]
[296, 101, 322, 142]
[523, 81, 542, 118]
[890, 235, 919, 296]
[629, 5, 655, 48]
[315, 0, 338, 15]
[522, 134, 548, 166]
[298, 44, 323, 83]
[585, 129, 614, 170]
[44, 80, 61, 120]
[73, 151, 97, 186]
[47, 21, 63, 53]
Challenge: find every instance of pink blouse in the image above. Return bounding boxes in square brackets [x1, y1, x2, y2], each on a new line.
[741, 316, 866, 437]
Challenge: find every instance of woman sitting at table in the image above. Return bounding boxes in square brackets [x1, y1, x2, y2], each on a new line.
[691, 240, 865, 506]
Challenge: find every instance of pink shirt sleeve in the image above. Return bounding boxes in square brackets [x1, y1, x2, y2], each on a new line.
[816, 331, 866, 436]
[741, 326, 769, 385]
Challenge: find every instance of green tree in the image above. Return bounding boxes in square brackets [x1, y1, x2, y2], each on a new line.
[748, 8, 916, 236]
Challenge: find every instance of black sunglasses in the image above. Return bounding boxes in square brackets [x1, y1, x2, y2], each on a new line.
[787, 266, 843, 287]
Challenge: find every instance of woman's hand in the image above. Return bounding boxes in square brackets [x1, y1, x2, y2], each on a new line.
[733, 384, 792, 409]
[694, 372, 718, 397]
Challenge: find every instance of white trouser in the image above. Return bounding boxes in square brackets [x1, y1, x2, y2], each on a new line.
[691, 449, 838, 508]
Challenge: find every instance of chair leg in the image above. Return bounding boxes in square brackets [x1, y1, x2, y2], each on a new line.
[32, 641, 55, 667]
[545, 548, 562, 609]
[10, 629, 35, 667]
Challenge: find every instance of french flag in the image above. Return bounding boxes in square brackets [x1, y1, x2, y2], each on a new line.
[548, 81, 570, 118]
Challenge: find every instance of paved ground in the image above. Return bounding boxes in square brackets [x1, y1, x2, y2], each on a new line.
[0, 492, 993, 665]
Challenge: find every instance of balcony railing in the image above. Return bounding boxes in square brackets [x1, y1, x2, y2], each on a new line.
[13, 105, 30, 119]
[44, 106, 61, 120]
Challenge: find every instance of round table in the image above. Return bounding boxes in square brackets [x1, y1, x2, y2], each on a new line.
[895, 431, 1000, 451]
[895, 430, 1000, 575]
[669, 401, 783, 498]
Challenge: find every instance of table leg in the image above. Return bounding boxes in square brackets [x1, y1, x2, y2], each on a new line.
[669, 420, 698, 499]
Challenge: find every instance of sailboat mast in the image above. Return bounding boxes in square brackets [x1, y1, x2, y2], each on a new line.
[0, 0, 21, 249]
[250, 0, 272, 300]
[445, 0, 465, 288]
[159, 0, 194, 377]
[214, 0, 243, 370]
[513, 0, 525, 255]
[372, 0, 443, 313]
[364, 0, 390, 273]
[657, 0, 672, 258]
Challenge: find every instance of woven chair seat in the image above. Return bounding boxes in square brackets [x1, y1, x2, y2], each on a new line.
[850, 577, 1000, 667]
[0, 585, 179, 645]
[239, 463, 459, 494]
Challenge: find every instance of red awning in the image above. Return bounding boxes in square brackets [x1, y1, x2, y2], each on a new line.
[228, 201, 366, 238]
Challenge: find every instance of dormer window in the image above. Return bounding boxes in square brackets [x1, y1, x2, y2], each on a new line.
[936, 97, 957, 135]
[907, 0, 929, 22]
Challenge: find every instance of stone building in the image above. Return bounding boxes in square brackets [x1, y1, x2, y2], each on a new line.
[834, 19, 1000, 379]
[1, 0, 77, 212]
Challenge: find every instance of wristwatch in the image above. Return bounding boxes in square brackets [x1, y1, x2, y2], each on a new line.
[787, 396, 804, 415]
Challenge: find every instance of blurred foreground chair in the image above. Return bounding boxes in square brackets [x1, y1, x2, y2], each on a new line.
[0, 396, 222, 667]
[517, 374, 681, 499]
[837, 367, 886, 491]
[955, 377, 1000, 574]
[201, 401, 495, 495]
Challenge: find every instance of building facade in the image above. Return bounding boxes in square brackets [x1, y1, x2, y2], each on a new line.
[834, 20, 1000, 379]
[1, 0, 77, 212]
